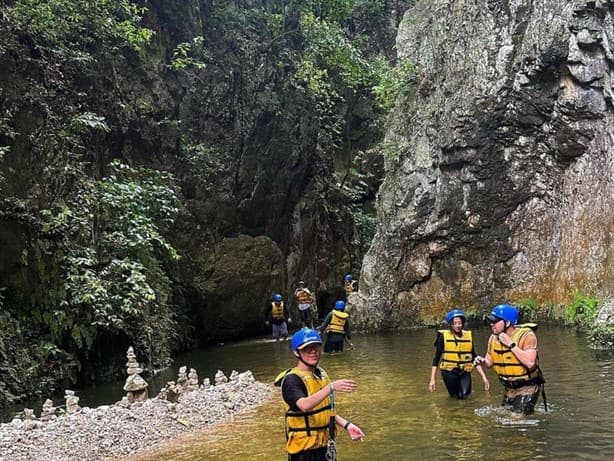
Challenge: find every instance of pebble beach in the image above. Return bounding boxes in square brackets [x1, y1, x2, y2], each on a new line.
[0, 370, 273, 461]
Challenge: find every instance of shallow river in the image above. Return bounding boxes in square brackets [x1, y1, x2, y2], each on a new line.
[4, 326, 613, 460]
[128, 325, 614, 461]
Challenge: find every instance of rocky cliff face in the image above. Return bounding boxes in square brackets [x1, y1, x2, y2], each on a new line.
[353, 0, 614, 329]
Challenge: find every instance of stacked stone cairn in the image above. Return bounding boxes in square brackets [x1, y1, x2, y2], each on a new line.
[215, 369, 229, 385]
[122, 346, 148, 403]
[187, 368, 199, 391]
[177, 366, 188, 390]
[40, 399, 57, 421]
[65, 390, 81, 414]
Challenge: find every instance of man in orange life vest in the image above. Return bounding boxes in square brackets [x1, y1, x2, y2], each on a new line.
[294, 280, 315, 329]
[473, 303, 546, 414]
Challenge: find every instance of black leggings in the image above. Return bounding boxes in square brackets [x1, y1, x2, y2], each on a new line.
[441, 370, 472, 399]
[288, 447, 327, 461]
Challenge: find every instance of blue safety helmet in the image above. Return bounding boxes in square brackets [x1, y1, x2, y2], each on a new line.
[272, 293, 283, 302]
[344, 274, 353, 281]
[334, 300, 346, 311]
[486, 304, 519, 325]
[291, 328, 322, 352]
[445, 309, 466, 324]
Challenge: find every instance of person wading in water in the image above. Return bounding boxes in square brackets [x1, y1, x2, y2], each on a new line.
[474, 304, 547, 414]
[275, 328, 365, 461]
[429, 309, 489, 399]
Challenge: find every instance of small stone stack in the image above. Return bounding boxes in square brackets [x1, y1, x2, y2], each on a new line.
[214, 370, 228, 385]
[65, 390, 81, 414]
[122, 346, 148, 403]
[177, 366, 188, 390]
[40, 399, 57, 422]
[187, 368, 199, 392]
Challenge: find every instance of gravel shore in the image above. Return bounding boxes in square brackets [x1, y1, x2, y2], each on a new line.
[0, 370, 273, 461]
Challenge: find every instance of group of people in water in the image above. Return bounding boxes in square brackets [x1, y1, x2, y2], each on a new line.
[264, 276, 357, 352]
[273, 294, 546, 461]
[430, 304, 546, 415]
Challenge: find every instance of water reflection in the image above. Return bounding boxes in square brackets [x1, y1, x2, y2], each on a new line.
[128, 326, 614, 461]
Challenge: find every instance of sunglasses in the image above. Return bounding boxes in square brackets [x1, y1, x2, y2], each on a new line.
[300, 344, 322, 353]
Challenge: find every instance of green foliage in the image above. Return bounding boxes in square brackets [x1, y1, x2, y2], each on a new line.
[70, 112, 111, 133]
[372, 58, 418, 110]
[353, 208, 377, 256]
[300, 11, 373, 90]
[180, 142, 224, 191]
[171, 36, 208, 71]
[6, 0, 154, 52]
[515, 297, 538, 320]
[565, 292, 599, 325]
[306, 0, 357, 22]
[41, 160, 180, 366]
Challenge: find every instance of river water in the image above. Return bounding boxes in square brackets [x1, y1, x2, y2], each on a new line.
[125, 325, 614, 461]
[3, 326, 613, 460]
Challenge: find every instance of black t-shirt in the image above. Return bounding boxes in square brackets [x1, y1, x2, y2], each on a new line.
[281, 368, 325, 409]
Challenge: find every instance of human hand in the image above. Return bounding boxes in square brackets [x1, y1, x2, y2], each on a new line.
[497, 332, 512, 347]
[346, 423, 365, 441]
[473, 355, 485, 367]
[287, 318, 292, 324]
[331, 379, 358, 393]
[482, 377, 490, 391]
[265, 321, 270, 326]
[428, 379, 436, 392]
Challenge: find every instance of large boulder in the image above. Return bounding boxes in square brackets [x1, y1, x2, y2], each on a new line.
[196, 234, 284, 340]
[354, 0, 614, 329]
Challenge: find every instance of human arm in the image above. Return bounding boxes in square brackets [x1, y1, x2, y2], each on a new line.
[471, 345, 490, 390]
[497, 330, 538, 369]
[286, 377, 359, 413]
[344, 319, 354, 349]
[319, 312, 332, 333]
[473, 336, 494, 368]
[334, 415, 365, 441]
[429, 366, 438, 392]
[429, 333, 444, 392]
[284, 305, 292, 324]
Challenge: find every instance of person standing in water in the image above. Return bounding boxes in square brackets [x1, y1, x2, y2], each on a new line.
[294, 280, 315, 329]
[429, 309, 490, 399]
[320, 300, 354, 353]
[473, 303, 546, 414]
[343, 274, 357, 298]
[264, 293, 291, 341]
[275, 328, 365, 461]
